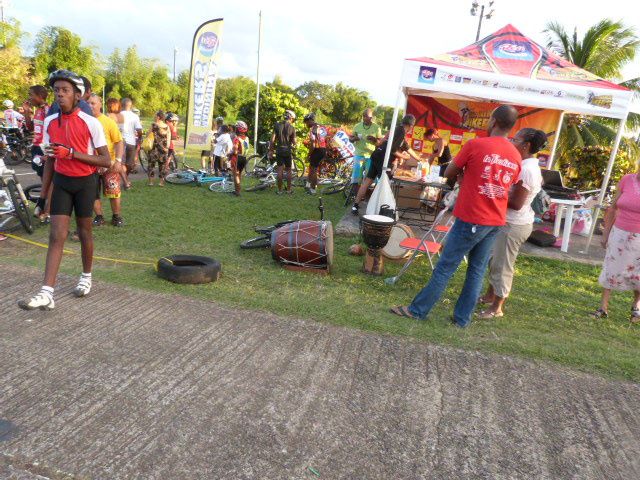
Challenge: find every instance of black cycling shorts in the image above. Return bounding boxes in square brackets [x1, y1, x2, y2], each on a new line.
[275, 152, 292, 169]
[309, 148, 326, 168]
[50, 172, 98, 218]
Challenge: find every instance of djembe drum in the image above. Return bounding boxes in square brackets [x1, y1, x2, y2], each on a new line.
[360, 214, 396, 275]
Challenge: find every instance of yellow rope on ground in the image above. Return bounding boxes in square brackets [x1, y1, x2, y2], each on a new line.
[1, 232, 157, 268]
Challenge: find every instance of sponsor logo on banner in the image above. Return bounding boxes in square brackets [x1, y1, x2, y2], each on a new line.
[197, 32, 219, 57]
[493, 40, 534, 61]
[587, 92, 613, 109]
[418, 66, 437, 84]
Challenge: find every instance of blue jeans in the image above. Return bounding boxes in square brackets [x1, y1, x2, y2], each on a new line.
[408, 219, 500, 327]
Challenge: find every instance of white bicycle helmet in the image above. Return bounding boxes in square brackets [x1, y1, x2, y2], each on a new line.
[48, 69, 85, 96]
[3, 100, 14, 109]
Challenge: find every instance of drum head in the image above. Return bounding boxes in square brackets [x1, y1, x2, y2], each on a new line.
[324, 221, 334, 266]
[382, 224, 414, 260]
[362, 214, 395, 225]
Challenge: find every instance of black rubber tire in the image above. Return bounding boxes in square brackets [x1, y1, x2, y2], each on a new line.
[246, 154, 266, 174]
[24, 184, 42, 202]
[240, 235, 271, 249]
[7, 178, 34, 234]
[138, 149, 149, 173]
[245, 182, 270, 192]
[156, 255, 221, 284]
[321, 180, 348, 195]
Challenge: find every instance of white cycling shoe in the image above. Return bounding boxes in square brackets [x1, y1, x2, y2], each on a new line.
[73, 276, 92, 297]
[18, 292, 55, 311]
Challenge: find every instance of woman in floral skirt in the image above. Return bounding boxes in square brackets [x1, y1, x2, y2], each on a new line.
[594, 168, 640, 323]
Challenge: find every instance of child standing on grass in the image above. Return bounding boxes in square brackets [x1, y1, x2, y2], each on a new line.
[212, 125, 232, 176]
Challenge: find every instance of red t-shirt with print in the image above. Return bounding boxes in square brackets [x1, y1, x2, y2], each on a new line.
[43, 108, 107, 177]
[453, 136, 522, 226]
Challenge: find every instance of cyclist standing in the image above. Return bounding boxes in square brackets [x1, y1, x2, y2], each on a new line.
[165, 112, 180, 171]
[18, 70, 111, 311]
[22, 86, 50, 220]
[120, 98, 143, 187]
[3, 99, 25, 130]
[303, 112, 328, 195]
[269, 110, 296, 195]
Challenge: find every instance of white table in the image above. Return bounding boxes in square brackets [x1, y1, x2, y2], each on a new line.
[550, 198, 584, 253]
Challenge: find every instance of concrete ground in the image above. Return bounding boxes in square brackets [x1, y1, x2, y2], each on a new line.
[1, 263, 639, 479]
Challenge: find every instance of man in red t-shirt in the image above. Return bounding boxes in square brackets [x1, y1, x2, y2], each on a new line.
[391, 105, 522, 328]
[19, 70, 111, 311]
[22, 85, 50, 219]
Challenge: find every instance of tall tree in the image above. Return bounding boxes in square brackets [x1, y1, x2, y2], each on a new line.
[295, 81, 335, 118]
[544, 20, 640, 158]
[0, 18, 34, 102]
[331, 82, 375, 126]
[212, 76, 257, 121]
[33, 26, 99, 82]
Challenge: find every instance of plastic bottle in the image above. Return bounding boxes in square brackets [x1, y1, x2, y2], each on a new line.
[415, 161, 422, 180]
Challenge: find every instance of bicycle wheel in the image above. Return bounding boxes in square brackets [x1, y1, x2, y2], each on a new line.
[246, 154, 266, 174]
[24, 184, 42, 202]
[292, 156, 305, 178]
[138, 149, 149, 173]
[245, 181, 271, 192]
[320, 180, 348, 195]
[7, 178, 34, 234]
[3, 149, 22, 166]
[165, 171, 195, 185]
[209, 180, 234, 193]
[240, 235, 271, 249]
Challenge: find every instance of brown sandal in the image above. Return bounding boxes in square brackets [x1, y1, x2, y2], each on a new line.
[389, 306, 420, 320]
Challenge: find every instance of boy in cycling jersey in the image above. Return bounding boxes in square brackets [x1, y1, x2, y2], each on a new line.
[19, 70, 111, 311]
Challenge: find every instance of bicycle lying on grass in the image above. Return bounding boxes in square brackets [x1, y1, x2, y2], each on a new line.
[240, 198, 325, 249]
[165, 161, 234, 192]
[246, 141, 305, 178]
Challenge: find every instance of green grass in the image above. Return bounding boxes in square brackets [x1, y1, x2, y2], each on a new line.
[4, 179, 640, 382]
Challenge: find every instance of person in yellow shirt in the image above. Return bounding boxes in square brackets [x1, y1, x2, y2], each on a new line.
[88, 94, 125, 226]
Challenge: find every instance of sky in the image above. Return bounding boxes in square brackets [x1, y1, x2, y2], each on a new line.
[7, 0, 640, 105]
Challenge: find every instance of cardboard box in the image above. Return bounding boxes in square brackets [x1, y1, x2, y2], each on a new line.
[395, 183, 425, 209]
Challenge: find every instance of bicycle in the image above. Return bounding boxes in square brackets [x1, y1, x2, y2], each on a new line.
[0, 162, 34, 234]
[1, 126, 33, 166]
[240, 198, 325, 249]
[165, 161, 234, 192]
[246, 141, 305, 178]
[245, 163, 279, 192]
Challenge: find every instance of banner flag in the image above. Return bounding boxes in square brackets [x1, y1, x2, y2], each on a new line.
[406, 95, 562, 167]
[184, 18, 224, 157]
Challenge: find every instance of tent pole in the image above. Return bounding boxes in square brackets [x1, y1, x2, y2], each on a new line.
[382, 87, 405, 170]
[547, 111, 565, 170]
[583, 113, 628, 254]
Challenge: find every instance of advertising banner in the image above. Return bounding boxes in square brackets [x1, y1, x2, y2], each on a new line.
[184, 18, 224, 156]
[406, 95, 562, 167]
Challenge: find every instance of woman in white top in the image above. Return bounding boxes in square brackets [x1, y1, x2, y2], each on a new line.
[211, 124, 232, 175]
[478, 128, 546, 318]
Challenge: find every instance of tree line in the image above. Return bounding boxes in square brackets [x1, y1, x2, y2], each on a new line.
[0, 18, 396, 140]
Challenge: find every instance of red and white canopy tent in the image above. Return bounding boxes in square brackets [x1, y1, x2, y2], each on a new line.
[382, 24, 636, 253]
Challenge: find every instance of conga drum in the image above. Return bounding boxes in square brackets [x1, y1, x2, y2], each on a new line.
[271, 220, 334, 271]
[361, 214, 395, 275]
[382, 223, 414, 261]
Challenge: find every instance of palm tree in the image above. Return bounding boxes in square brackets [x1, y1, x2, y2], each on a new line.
[544, 20, 639, 158]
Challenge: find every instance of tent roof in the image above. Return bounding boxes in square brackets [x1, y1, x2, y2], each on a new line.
[402, 24, 633, 119]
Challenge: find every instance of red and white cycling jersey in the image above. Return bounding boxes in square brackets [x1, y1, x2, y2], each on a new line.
[3, 109, 24, 129]
[43, 108, 107, 177]
[31, 104, 49, 146]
